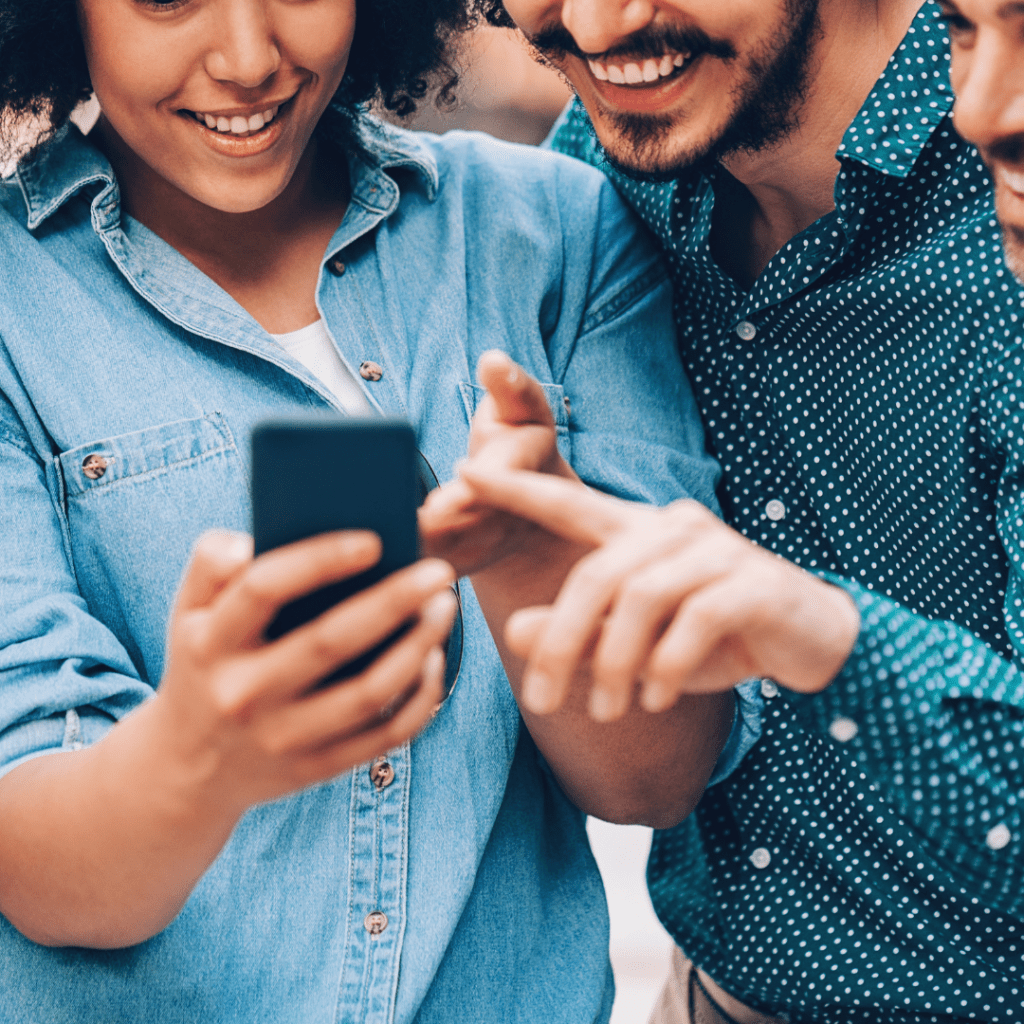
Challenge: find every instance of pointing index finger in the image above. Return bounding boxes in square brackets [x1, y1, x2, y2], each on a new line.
[458, 467, 630, 547]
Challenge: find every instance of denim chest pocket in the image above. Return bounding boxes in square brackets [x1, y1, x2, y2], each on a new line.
[57, 413, 248, 684]
[60, 413, 236, 498]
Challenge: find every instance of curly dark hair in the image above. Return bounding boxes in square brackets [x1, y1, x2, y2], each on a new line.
[0, 0, 478, 158]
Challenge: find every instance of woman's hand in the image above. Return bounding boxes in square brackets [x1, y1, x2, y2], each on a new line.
[419, 351, 583, 577]
[0, 529, 457, 950]
[157, 529, 457, 815]
[457, 468, 861, 721]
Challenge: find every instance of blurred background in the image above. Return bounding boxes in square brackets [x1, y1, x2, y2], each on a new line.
[2, 23, 675, 1023]
[397, 24, 571, 144]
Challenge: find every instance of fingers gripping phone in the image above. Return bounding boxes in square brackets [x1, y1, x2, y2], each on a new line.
[251, 417, 459, 691]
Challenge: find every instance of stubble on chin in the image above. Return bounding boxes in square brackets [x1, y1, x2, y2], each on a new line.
[1002, 225, 1024, 286]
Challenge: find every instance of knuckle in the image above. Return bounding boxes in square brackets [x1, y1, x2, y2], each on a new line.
[210, 676, 252, 724]
[237, 569, 278, 609]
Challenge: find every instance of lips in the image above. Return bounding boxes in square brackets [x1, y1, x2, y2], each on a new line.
[996, 163, 1024, 197]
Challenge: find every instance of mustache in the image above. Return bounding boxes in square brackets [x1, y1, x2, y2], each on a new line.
[527, 23, 737, 66]
[984, 134, 1024, 165]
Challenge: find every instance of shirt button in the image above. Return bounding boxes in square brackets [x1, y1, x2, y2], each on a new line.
[364, 911, 388, 935]
[765, 499, 786, 521]
[327, 256, 346, 276]
[82, 454, 110, 480]
[760, 679, 779, 699]
[829, 716, 859, 743]
[370, 756, 395, 791]
[359, 361, 384, 381]
[735, 320, 757, 341]
[750, 847, 771, 869]
[986, 824, 1011, 851]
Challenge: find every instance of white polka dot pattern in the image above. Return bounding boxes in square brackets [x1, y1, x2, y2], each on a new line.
[553, 5, 1024, 1021]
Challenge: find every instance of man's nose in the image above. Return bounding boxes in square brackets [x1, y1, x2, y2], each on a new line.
[559, 0, 657, 56]
[204, 0, 282, 90]
[953, 32, 1024, 153]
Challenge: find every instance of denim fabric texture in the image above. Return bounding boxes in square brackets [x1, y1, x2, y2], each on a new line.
[0, 111, 721, 1024]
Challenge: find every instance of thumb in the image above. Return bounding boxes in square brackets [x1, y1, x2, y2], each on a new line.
[476, 350, 554, 427]
[176, 530, 254, 611]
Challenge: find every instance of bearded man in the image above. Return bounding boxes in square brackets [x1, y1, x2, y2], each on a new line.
[456, 1, 1024, 1021]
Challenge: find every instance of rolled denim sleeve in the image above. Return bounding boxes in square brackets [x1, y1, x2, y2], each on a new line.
[706, 679, 765, 787]
[0, 401, 152, 779]
[545, 166, 722, 514]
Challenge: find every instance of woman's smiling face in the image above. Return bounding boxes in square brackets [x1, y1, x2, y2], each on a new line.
[76, 0, 356, 214]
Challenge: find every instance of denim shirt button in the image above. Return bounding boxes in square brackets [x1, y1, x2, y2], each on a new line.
[364, 911, 388, 936]
[82, 454, 110, 480]
[359, 361, 384, 382]
[370, 757, 395, 790]
[327, 256, 346, 277]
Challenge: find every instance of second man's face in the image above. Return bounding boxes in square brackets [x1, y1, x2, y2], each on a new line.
[502, 0, 821, 177]
[943, 0, 1024, 282]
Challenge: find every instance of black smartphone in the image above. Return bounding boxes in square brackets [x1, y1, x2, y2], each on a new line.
[251, 417, 420, 683]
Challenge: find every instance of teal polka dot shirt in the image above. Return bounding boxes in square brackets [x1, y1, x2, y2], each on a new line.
[551, 4, 1024, 1021]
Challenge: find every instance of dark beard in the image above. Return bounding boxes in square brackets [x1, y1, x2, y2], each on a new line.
[581, 0, 823, 181]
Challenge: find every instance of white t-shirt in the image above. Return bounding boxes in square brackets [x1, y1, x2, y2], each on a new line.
[270, 319, 374, 415]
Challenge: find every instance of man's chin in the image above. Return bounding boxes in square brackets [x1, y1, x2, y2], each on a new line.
[588, 109, 717, 183]
[1003, 225, 1024, 285]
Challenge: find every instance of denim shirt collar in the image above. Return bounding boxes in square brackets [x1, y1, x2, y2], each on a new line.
[14, 106, 439, 232]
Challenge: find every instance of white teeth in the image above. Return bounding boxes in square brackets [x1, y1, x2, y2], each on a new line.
[194, 104, 281, 133]
[998, 165, 1024, 195]
[589, 53, 690, 86]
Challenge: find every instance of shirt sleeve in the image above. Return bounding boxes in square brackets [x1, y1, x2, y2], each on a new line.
[540, 162, 767, 780]
[0, 392, 153, 778]
[705, 679, 765, 787]
[795, 349, 1024, 868]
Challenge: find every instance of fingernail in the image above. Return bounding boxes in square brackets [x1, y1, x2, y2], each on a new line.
[588, 688, 618, 722]
[522, 671, 555, 714]
[205, 530, 251, 562]
[640, 680, 673, 713]
[423, 590, 457, 626]
[415, 560, 455, 588]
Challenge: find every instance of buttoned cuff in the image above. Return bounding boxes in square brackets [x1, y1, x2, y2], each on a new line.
[706, 678, 765, 787]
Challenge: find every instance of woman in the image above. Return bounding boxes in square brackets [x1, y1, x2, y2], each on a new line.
[0, 0, 723, 1021]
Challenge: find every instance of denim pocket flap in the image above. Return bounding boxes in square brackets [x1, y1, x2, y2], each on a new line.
[457, 382, 570, 433]
[61, 413, 235, 497]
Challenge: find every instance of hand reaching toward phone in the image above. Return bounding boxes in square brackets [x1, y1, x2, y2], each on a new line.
[0, 530, 456, 949]
[419, 350, 585, 577]
[458, 468, 861, 721]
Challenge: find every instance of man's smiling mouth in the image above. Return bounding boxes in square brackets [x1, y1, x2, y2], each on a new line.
[587, 50, 695, 86]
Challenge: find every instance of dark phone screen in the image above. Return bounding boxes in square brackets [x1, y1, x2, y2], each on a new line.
[251, 417, 419, 682]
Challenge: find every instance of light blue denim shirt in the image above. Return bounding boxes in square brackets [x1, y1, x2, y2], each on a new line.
[0, 111, 722, 1024]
